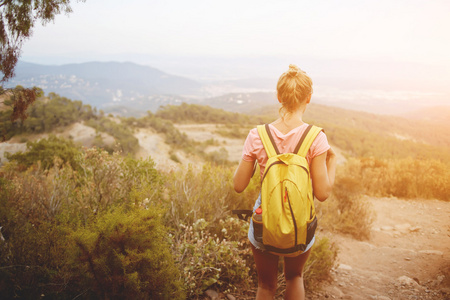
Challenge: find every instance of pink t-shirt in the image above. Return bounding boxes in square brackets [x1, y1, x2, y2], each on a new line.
[242, 123, 330, 178]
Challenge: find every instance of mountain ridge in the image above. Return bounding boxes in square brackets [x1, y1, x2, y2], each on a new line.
[7, 61, 202, 106]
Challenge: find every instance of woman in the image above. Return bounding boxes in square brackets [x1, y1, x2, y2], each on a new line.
[233, 64, 337, 300]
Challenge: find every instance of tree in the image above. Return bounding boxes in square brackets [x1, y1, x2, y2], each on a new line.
[0, 0, 84, 138]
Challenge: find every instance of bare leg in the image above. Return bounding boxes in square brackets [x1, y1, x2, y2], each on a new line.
[283, 249, 311, 300]
[251, 244, 279, 300]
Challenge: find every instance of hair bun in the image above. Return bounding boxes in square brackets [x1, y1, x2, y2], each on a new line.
[288, 64, 299, 76]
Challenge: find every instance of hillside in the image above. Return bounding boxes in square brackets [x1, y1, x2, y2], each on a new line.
[6, 61, 202, 107]
[1, 97, 449, 299]
[2, 96, 450, 165]
[250, 103, 450, 150]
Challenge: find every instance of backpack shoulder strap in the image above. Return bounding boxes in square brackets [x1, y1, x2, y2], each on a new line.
[257, 124, 279, 158]
[294, 125, 324, 157]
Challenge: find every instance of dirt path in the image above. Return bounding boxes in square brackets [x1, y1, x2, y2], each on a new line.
[309, 197, 450, 300]
[175, 123, 246, 163]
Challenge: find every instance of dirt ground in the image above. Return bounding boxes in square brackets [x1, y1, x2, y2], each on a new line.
[175, 123, 245, 163]
[306, 196, 450, 300]
[226, 197, 450, 300]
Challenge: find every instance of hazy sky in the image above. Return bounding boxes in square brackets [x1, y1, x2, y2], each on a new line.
[21, 0, 450, 82]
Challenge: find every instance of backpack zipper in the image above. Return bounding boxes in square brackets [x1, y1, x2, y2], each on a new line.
[285, 187, 298, 248]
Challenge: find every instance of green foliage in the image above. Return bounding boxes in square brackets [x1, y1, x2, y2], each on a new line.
[173, 218, 250, 297]
[204, 147, 230, 165]
[156, 102, 267, 125]
[254, 103, 450, 161]
[0, 143, 344, 299]
[215, 124, 252, 139]
[72, 149, 163, 218]
[316, 162, 375, 240]
[169, 152, 181, 163]
[323, 123, 450, 162]
[303, 103, 450, 149]
[0, 217, 70, 299]
[0, 93, 96, 140]
[69, 205, 185, 299]
[341, 157, 450, 201]
[164, 163, 259, 229]
[303, 237, 338, 288]
[5, 135, 82, 170]
[0, 149, 171, 298]
[0, 1, 79, 82]
[85, 117, 138, 154]
[124, 111, 194, 150]
[0, 92, 140, 154]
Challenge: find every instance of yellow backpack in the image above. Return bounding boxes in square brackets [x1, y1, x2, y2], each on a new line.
[257, 124, 323, 257]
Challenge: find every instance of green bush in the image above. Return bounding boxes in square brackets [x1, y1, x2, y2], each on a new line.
[155, 102, 265, 125]
[163, 163, 259, 229]
[0, 145, 342, 299]
[303, 237, 339, 288]
[85, 118, 139, 154]
[336, 157, 449, 201]
[0, 175, 71, 298]
[68, 206, 185, 299]
[5, 135, 82, 171]
[0, 92, 95, 141]
[173, 218, 250, 298]
[316, 174, 374, 240]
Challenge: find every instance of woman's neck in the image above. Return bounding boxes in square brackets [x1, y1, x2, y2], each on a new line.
[271, 108, 306, 134]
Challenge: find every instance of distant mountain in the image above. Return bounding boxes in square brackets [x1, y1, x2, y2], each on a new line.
[6, 61, 202, 107]
[6, 61, 449, 116]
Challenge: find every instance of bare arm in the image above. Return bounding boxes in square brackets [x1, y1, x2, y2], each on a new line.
[310, 147, 337, 201]
[233, 159, 256, 193]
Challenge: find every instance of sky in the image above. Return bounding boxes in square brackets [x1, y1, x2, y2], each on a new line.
[20, 0, 450, 99]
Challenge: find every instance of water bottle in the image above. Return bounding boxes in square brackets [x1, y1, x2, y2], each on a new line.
[252, 207, 263, 243]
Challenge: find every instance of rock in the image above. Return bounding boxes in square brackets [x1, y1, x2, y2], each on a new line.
[331, 286, 344, 298]
[338, 264, 353, 271]
[404, 257, 411, 261]
[397, 275, 421, 288]
[205, 289, 219, 300]
[381, 226, 394, 231]
[418, 250, 443, 255]
[436, 275, 445, 284]
[395, 223, 411, 233]
[378, 296, 391, 300]
[226, 294, 236, 300]
[431, 275, 446, 287]
[409, 226, 421, 232]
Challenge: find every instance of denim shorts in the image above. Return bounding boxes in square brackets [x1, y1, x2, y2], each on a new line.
[248, 194, 315, 254]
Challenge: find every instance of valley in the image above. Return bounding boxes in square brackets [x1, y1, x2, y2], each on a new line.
[0, 95, 449, 300]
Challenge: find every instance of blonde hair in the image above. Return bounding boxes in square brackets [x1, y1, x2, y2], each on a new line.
[277, 64, 313, 116]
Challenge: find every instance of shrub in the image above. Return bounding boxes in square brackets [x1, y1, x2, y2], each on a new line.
[0, 174, 72, 298]
[173, 218, 250, 298]
[215, 124, 251, 139]
[204, 147, 230, 165]
[316, 172, 374, 240]
[335, 157, 450, 201]
[5, 135, 82, 171]
[67, 205, 185, 299]
[163, 163, 259, 229]
[303, 236, 339, 288]
[72, 149, 163, 219]
[85, 118, 139, 154]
